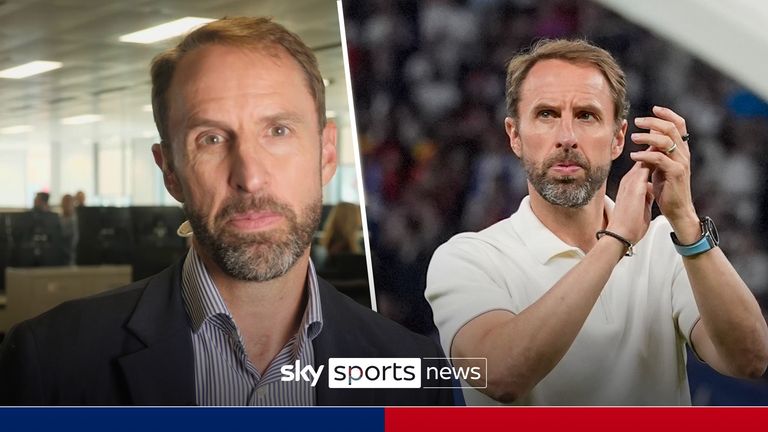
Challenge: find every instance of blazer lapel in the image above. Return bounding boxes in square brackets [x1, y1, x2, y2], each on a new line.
[117, 262, 196, 405]
[313, 280, 378, 406]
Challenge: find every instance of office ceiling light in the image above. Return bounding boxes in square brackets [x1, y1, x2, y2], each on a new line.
[119, 17, 215, 44]
[0, 125, 32, 134]
[0, 61, 62, 79]
[61, 114, 103, 125]
[142, 104, 153, 112]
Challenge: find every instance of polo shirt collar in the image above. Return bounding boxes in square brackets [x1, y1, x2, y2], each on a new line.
[511, 195, 615, 264]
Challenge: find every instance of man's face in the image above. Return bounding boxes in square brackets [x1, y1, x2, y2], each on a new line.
[154, 44, 337, 281]
[505, 59, 626, 208]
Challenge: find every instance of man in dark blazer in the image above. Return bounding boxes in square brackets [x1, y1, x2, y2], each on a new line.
[0, 17, 454, 406]
[0, 261, 453, 405]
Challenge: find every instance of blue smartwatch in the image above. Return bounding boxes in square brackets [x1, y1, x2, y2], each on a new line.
[670, 216, 719, 257]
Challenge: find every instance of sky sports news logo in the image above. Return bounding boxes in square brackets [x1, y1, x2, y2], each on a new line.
[280, 357, 487, 389]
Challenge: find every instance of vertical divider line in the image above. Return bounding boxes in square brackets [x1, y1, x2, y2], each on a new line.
[336, 0, 378, 311]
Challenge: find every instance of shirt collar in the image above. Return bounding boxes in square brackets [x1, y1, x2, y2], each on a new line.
[180, 247, 323, 341]
[511, 195, 615, 264]
[303, 260, 324, 341]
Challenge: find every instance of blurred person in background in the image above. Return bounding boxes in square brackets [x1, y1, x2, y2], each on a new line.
[74, 190, 86, 207]
[319, 202, 363, 255]
[59, 194, 78, 265]
[32, 192, 50, 213]
[314, 202, 368, 305]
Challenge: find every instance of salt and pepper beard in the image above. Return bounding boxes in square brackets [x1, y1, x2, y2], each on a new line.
[185, 194, 321, 282]
[522, 148, 610, 208]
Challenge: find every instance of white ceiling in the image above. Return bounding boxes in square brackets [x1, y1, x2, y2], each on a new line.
[0, 0, 345, 132]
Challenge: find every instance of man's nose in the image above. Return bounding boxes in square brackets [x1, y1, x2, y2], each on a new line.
[228, 139, 270, 194]
[555, 117, 578, 151]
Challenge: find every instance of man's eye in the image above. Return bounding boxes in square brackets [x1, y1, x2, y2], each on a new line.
[269, 126, 290, 137]
[200, 134, 225, 145]
[538, 110, 554, 118]
[578, 112, 596, 120]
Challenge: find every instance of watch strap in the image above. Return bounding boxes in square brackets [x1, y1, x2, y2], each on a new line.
[670, 217, 718, 257]
[671, 232, 715, 256]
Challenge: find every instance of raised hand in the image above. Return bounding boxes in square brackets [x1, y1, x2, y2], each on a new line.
[607, 161, 654, 245]
[629, 106, 698, 237]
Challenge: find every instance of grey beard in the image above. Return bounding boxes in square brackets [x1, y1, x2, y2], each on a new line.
[524, 153, 610, 209]
[185, 195, 321, 282]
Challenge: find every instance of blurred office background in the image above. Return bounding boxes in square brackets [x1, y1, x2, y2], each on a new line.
[343, 0, 768, 404]
[0, 0, 370, 340]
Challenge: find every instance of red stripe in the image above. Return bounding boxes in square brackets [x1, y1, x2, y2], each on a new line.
[384, 407, 768, 432]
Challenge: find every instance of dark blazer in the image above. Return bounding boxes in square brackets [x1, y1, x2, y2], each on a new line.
[0, 261, 455, 406]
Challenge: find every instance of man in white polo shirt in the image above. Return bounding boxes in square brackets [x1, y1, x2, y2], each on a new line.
[425, 39, 768, 405]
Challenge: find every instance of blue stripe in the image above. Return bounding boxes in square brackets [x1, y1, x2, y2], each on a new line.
[0, 408, 385, 432]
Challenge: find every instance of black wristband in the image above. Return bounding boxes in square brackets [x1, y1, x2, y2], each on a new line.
[596, 229, 635, 257]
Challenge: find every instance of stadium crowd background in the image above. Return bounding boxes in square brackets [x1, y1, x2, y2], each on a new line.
[343, 0, 768, 403]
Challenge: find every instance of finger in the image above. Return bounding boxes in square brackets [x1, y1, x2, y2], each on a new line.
[634, 116, 681, 141]
[652, 105, 687, 135]
[626, 160, 650, 176]
[645, 182, 654, 205]
[630, 132, 677, 153]
[644, 182, 655, 220]
[629, 150, 683, 177]
[622, 161, 652, 187]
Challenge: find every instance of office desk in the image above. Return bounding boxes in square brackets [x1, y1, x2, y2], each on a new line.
[0, 265, 131, 333]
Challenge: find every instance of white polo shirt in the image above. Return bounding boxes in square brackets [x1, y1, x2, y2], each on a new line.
[426, 196, 700, 405]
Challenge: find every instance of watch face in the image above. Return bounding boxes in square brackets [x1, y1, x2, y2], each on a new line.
[703, 217, 719, 245]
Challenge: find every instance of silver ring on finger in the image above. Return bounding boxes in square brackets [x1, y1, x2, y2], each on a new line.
[665, 142, 678, 155]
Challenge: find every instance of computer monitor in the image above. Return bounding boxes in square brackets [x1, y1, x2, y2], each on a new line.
[76, 207, 133, 265]
[130, 206, 188, 280]
[0, 213, 12, 293]
[8, 211, 68, 267]
[0, 213, 10, 242]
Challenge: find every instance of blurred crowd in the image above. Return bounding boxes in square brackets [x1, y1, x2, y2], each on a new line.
[343, 0, 768, 337]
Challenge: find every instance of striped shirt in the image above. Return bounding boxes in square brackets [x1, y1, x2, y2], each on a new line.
[180, 247, 323, 406]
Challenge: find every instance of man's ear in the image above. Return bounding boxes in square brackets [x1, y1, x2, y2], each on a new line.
[152, 143, 184, 202]
[320, 122, 338, 186]
[611, 119, 628, 160]
[505, 117, 522, 159]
